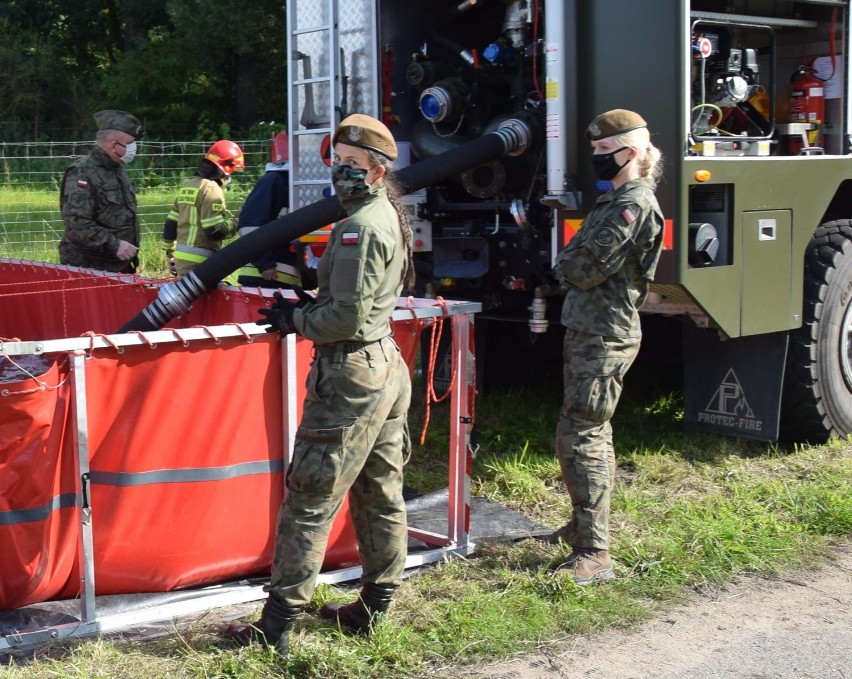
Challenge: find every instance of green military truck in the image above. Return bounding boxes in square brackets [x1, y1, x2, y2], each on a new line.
[285, 0, 852, 443]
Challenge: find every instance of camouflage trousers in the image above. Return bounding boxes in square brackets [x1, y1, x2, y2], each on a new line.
[267, 335, 411, 607]
[555, 329, 640, 551]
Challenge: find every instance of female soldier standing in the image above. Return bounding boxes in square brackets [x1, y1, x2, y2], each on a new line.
[229, 114, 415, 658]
[549, 109, 665, 585]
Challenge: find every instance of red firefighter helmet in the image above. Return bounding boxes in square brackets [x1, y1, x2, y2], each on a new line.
[270, 130, 289, 164]
[205, 140, 245, 176]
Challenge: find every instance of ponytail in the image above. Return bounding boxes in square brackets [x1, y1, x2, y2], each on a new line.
[368, 151, 416, 290]
[612, 128, 664, 185]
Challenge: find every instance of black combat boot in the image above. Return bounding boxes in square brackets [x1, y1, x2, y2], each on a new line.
[319, 582, 396, 633]
[226, 595, 303, 659]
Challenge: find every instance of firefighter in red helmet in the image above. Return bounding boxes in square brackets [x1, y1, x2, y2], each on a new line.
[162, 140, 245, 278]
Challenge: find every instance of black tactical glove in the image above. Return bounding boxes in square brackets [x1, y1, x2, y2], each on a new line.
[256, 288, 314, 337]
[292, 286, 315, 307]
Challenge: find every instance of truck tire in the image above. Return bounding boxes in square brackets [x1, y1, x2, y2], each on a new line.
[781, 219, 852, 442]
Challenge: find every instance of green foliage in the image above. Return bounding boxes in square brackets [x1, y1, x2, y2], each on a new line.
[0, 0, 286, 140]
[0, 186, 248, 278]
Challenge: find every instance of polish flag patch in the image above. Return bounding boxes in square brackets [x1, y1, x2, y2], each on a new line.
[621, 208, 636, 224]
[341, 231, 360, 245]
[77, 179, 89, 188]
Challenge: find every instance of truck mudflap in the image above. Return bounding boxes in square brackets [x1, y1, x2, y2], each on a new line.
[683, 325, 788, 442]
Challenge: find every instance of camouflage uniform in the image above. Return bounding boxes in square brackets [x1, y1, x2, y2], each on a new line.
[554, 176, 664, 550]
[59, 146, 139, 273]
[267, 181, 410, 606]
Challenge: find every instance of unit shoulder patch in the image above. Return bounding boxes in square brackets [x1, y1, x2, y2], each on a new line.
[594, 227, 616, 247]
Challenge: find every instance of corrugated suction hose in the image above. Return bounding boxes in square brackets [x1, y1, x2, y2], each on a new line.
[118, 118, 533, 332]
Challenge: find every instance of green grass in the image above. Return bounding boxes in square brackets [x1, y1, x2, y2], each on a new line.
[0, 187, 253, 276]
[3, 369, 851, 678]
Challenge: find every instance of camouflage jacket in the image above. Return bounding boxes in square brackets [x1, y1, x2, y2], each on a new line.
[555, 177, 664, 338]
[293, 184, 406, 345]
[59, 146, 139, 272]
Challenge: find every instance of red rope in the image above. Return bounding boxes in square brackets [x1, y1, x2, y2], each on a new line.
[468, 317, 477, 429]
[79, 330, 123, 357]
[419, 298, 456, 445]
[531, 0, 544, 103]
[0, 282, 133, 296]
[127, 330, 157, 348]
[224, 322, 255, 342]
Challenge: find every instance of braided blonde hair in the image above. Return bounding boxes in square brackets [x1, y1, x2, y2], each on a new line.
[368, 150, 416, 290]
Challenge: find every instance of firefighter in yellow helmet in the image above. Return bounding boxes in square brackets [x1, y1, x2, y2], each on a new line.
[162, 140, 245, 278]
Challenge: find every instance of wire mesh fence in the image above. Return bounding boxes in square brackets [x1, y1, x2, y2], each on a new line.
[0, 139, 274, 265]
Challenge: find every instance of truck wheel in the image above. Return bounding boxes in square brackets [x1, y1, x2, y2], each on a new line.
[781, 219, 852, 442]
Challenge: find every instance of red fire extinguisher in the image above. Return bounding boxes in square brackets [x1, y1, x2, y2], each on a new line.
[788, 63, 825, 154]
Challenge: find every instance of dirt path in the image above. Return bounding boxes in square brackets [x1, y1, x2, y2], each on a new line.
[459, 544, 852, 679]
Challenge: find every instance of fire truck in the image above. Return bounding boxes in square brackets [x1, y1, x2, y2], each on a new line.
[282, 0, 852, 443]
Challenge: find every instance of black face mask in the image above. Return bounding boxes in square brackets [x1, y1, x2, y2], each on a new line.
[591, 146, 630, 181]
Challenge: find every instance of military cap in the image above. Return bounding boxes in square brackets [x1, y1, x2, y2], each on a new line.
[94, 110, 143, 138]
[586, 109, 647, 140]
[333, 113, 397, 160]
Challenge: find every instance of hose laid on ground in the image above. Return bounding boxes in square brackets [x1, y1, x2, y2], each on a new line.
[118, 117, 533, 333]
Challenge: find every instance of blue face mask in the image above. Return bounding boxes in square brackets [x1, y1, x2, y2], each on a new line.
[330, 163, 370, 198]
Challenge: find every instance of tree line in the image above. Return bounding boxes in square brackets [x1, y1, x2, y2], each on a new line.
[0, 0, 286, 141]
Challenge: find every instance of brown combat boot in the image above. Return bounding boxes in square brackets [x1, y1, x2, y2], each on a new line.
[555, 549, 615, 586]
[319, 583, 395, 633]
[226, 596, 302, 659]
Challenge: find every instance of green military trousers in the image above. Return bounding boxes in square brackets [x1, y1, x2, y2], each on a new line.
[267, 335, 411, 606]
[554, 329, 640, 551]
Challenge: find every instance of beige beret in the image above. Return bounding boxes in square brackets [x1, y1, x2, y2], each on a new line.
[586, 109, 647, 140]
[333, 114, 397, 160]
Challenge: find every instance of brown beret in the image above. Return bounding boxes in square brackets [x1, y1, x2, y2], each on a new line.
[94, 110, 143, 138]
[586, 109, 647, 140]
[333, 114, 397, 160]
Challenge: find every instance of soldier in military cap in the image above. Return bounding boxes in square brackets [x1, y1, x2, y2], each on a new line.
[548, 109, 665, 585]
[227, 113, 415, 658]
[59, 110, 143, 273]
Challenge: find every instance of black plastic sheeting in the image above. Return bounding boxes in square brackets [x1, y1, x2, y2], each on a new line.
[405, 488, 551, 543]
[0, 490, 551, 646]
